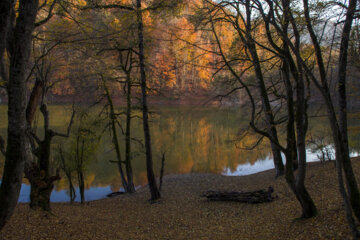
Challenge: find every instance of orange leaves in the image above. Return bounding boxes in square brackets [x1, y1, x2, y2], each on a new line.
[152, 48, 177, 88]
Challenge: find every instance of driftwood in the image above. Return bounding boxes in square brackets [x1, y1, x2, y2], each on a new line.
[107, 191, 126, 198]
[202, 187, 275, 204]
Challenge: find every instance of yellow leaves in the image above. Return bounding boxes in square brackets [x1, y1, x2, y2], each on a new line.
[85, 173, 96, 188]
[77, 0, 87, 7]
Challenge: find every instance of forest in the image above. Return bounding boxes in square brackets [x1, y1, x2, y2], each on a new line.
[0, 0, 360, 239]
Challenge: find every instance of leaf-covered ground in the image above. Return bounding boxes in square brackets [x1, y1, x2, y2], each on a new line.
[1, 158, 359, 240]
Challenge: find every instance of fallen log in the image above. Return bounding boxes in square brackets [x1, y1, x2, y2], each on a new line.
[202, 187, 275, 204]
[107, 191, 126, 198]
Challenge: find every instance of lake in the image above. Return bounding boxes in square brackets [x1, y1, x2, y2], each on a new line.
[0, 105, 359, 202]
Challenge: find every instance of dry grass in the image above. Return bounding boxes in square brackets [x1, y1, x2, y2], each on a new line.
[1, 158, 360, 240]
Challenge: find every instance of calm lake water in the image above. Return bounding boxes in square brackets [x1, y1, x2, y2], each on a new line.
[0, 105, 359, 202]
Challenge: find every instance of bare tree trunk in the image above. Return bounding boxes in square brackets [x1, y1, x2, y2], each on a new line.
[28, 103, 64, 211]
[59, 146, 76, 203]
[29, 135, 53, 211]
[0, 0, 39, 230]
[208, 6, 284, 177]
[26, 79, 43, 125]
[283, 59, 317, 218]
[284, 2, 317, 217]
[137, 0, 160, 201]
[242, 3, 284, 176]
[333, 0, 360, 235]
[78, 170, 85, 204]
[0, 0, 13, 82]
[302, 0, 360, 222]
[102, 79, 128, 191]
[337, 0, 360, 224]
[294, 72, 317, 218]
[159, 152, 165, 192]
[125, 73, 135, 193]
[77, 138, 85, 204]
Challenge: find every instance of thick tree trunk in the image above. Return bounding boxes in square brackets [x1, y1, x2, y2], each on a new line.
[284, 134, 317, 218]
[283, 94, 317, 218]
[27, 103, 63, 211]
[271, 144, 284, 177]
[137, 0, 160, 201]
[28, 132, 57, 211]
[294, 71, 317, 218]
[0, 0, 39, 230]
[29, 177, 53, 212]
[282, 52, 317, 218]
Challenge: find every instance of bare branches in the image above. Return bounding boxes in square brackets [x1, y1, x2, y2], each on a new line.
[80, 2, 134, 11]
[52, 107, 76, 138]
[35, 0, 58, 27]
[80, 0, 180, 13]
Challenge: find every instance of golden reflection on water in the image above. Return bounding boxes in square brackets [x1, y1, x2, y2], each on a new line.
[0, 106, 359, 195]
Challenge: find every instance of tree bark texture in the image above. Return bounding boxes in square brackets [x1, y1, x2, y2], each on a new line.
[125, 73, 135, 193]
[137, 0, 160, 201]
[0, 0, 39, 230]
[28, 104, 61, 211]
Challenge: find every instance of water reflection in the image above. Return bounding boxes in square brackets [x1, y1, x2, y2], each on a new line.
[223, 149, 360, 176]
[18, 184, 114, 203]
[0, 106, 359, 202]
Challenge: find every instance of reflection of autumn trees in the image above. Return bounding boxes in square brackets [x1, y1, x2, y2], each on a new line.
[10, 106, 358, 193]
[4, 104, 355, 194]
[46, 107, 274, 190]
[150, 108, 271, 175]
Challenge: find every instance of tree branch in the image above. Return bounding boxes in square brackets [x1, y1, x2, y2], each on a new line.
[81, 3, 134, 11]
[35, 0, 57, 27]
[52, 107, 76, 138]
[0, 136, 6, 156]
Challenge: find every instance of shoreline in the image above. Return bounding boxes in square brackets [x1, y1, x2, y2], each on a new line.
[1, 159, 359, 239]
